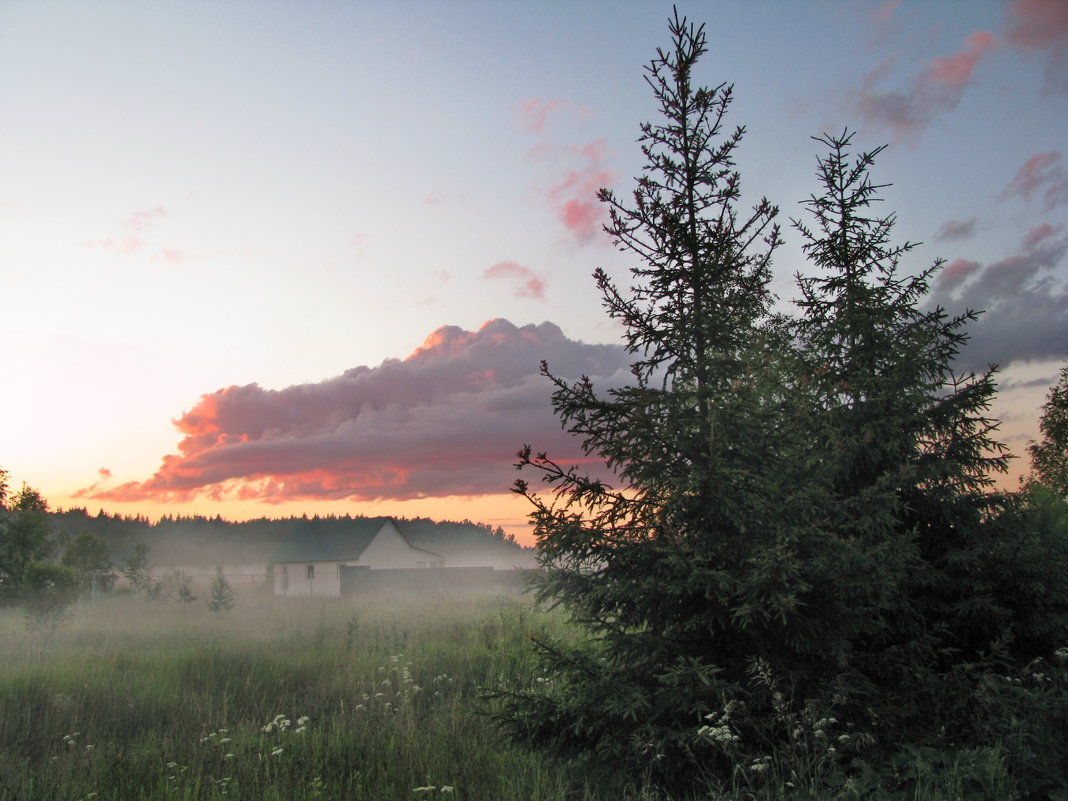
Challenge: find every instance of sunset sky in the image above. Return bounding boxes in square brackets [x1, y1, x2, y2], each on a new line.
[2, 0, 1066, 543]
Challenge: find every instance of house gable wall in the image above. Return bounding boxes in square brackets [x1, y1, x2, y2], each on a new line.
[357, 520, 442, 568]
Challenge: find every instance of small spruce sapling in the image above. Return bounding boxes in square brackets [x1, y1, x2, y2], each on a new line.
[171, 568, 197, 604]
[207, 566, 234, 613]
[120, 542, 154, 593]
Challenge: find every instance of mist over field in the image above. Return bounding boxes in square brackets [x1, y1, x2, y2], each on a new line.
[47, 508, 535, 582]
[0, 588, 581, 800]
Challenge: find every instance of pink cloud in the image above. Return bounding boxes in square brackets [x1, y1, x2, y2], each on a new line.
[933, 217, 977, 242]
[85, 206, 192, 261]
[934, 258, 982, 292]
[78, 319, 631, 504]
[1022, 221, 1065, 250]
[518, 100, 615, 245]
[483, 262, 546, 299]
[869, 1, 902, 45]
[854, 31, 995, 145]
[929, 32, 994, 86]
[517, 98, 584, 134]
[85, 236, 145, 255]
[872, 0, 901, 28]
[1002, 151, 1068, 209]
[1005, 0, 1068, 92]
[156, 248, 187, 264]
[125, 206, 166, 232]
[545, 139, 615, 243]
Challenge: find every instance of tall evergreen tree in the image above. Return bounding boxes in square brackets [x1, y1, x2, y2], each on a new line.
[1029, 358, 1068, 497]
[785, 132, 1048, 757]
[506, 11, 789, 790]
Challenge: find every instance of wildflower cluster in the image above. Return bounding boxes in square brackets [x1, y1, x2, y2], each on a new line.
[354, 654, 428, 715]
[695, 705, 740, 748]
[200, 727, 235, 760]
[261, 713, 311, 756]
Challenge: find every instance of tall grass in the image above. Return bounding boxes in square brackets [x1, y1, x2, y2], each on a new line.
[0, 590, 1029, 800]
[0, 589, 591, 801]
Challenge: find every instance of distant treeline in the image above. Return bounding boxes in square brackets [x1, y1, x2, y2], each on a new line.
[48, 508, 526, 570]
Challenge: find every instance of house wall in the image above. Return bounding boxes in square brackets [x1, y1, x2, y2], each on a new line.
[274, 560, 342, 597]
[358, 521, 443, 568]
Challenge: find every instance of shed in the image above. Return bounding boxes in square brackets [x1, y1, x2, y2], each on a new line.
[270, 517, 444, 597]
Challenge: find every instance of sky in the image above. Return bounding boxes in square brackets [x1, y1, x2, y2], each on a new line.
[1, 0, 1066, 544]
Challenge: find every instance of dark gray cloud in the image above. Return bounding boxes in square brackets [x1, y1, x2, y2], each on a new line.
[927, 225, 1068, 371]
[82, 319, 631, 504]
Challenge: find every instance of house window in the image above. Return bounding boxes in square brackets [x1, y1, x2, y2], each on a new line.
[281, 565, 288, 591]
[306, 564, 315, 581]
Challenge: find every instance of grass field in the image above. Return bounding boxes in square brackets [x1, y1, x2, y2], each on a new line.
[0, 587, 600, 801]
[0, 587, 1038, 801]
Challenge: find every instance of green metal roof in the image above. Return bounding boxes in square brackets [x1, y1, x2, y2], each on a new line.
[270, 517, 392, 564]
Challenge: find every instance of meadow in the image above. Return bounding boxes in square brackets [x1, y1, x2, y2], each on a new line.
[0, 587, 592, 801]
[0, 587, 1033, 801]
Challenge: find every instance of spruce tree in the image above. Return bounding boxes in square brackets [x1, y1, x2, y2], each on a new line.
[207, 566, 234, 613]
[1029, 359, 1068, 496]
[506, 10, 787, 790]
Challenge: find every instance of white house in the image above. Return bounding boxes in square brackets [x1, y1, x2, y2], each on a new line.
[270, 517, 444, 597]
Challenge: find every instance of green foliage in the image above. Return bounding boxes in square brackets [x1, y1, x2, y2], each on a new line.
[1028, 359, 1068, 496]
[21, 560, 81, 632]
[60, 531, 116, 594]
[170, 568, 197, 603]
[0, 470, 55, 604]
[119, 541, 154, 594]
[207, 566, 235, 613]
[501, 11, 1068, 800]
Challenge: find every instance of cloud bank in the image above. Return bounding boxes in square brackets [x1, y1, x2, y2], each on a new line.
[928, 224, 1068, 371]
[83, 320, 631, 504]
